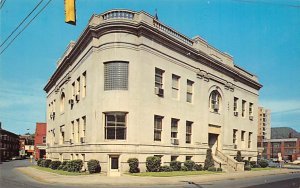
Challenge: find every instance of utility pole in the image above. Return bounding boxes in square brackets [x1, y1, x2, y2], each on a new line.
[64, 0, 76, 25]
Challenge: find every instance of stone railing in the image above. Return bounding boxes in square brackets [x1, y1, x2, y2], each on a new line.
[102, 10, 134, 20]
[216, 149, 244, 171]
[153, 20, 193, 46]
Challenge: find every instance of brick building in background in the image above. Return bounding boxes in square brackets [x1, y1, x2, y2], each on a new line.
[34, 123, 47, 160]
[19, 134, 34, 157]
[0, 122, 19, 162]
[262, 138, 300, 162]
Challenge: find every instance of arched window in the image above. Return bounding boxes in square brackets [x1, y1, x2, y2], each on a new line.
[60, 92, 65, 112]
[209, 90, 221, 113]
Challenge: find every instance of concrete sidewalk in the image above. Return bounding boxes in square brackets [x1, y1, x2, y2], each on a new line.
[17, 167, 300, 186]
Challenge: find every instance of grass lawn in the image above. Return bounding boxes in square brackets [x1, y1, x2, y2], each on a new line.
[31, 166, 90, 176]
[251, 167, 279, 171]
[129, 171, 222, 177]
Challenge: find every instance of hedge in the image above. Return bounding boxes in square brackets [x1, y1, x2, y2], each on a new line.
[146, 156, 161, 172]
[49, 161, 61, 170]
[66, 159, 83, 172]
[170, 161, 181, 171]
[87, 159, 101, 174]
[160, 165, 173, 172]
[127, 158, 140, 173]
[258, 159, 269, 168]
[184, 160, 195, 171]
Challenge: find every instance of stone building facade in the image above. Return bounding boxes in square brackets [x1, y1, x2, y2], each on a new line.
[44, 10, 262, 175]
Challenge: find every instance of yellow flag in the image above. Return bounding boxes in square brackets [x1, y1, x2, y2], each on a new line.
[65, 0, 76, 25]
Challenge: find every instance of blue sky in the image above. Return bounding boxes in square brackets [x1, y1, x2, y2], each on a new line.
[0, 0, 299, 134]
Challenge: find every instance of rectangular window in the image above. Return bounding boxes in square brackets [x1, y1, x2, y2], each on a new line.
[171, 118, 179, 139]
[234, 97, 238, 112]
[241, 130, 245, 141]
[172, 74, 180, 99]
[186, 156, 192, 161]
[233, 129, 237, 144]
[82, 116, 86, 138]
[72, 82, 75, 99]
[186, 80, 194, 103]
[242, 100, 246, 117]
[155, 68, 164, 89]
[71, 121, 74, 141]
[76, 119, 80, 143]
[171, 156, 178, 161]
[82, 71, 86, 98]
[104, 61, 128, 90]
[105, 112, 126, 140]
[248, 132, 252, 148]
[42, 137, 46, 144]
[60, 125, 65, 145]
[186, 121, 192, 144]
[249, 103, 253, 116]
[154, 115, 163, 141]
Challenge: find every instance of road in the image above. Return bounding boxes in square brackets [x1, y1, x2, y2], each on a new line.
[0, 160, 299, 188]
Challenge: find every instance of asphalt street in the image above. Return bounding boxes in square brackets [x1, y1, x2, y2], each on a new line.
[0, 160, 299, 188]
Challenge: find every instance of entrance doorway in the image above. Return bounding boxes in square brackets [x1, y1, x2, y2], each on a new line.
[208, 133, 219, 154]
[109, 155, 120, 176]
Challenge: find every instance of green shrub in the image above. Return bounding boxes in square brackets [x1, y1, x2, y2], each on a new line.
[57, 161, 68, 170]
[193, 164, 203, 171]
[37, 159, 43, 166]
[160, 165, 173, 172]
[204, 149, 215, 170]
[49, 161, 61, 170]
[170, 161, 181, 171]
[62, 165, 68, 171]
[127, 158, 140, 173]
[217, 167, 222, 172]
[207, 167, 216, 171]
[184, 160, 195, 171]
[87, 159, 101, 174]
[236, 151, 243, 162]
[244, 166, 251, 171]
[146, 156, 161, 172]
[41, 159, 52, 168]
[243, 160, 249, 166]
[258, 159, 268, 168]
[66, 159, 83, 172]
[250, 161, 257, 168]
[181, 166, 188, 171]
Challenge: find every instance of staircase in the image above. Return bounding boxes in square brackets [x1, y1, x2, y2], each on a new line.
[214, 149, 244, 172]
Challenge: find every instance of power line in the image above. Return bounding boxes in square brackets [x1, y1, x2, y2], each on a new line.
[0, 0, 44, 48]
[0, 0, 6, 9]
[0, 0, 52, 56]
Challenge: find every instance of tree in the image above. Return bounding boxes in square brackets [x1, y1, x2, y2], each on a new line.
[236, 151, 243, 162]
[204, 148, 215, 170]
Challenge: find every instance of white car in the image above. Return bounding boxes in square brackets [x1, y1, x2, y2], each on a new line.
[291, 160, 300, 165]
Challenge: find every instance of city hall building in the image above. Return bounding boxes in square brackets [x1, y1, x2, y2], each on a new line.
[44, 10, 262, 175]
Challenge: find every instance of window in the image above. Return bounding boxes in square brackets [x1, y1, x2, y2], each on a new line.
[233, 129, 237, 145]
[234, 97, 238, 112]
[186, 80, 194, 103]
[105, 112, 127, 140]
[186, 156, 192, 161]
[76, 119, 80, 143]
[172, 74, 180, 99]
[242, 100, 246, 117]
[82, 71, 86, 98]
[104, 61, 128, 90]
[155, 68, 164, 89]
[71, 121, 74, 142]
[241, 131, 245, 141]
[154, 115, 163, 141]
[248, 132, 252, 148]
[72, 82, 75, 99]
[171, 156, 178, 161]
[60, 92, 65, 112]
[249, 103, 253, 116]
[60, 125, 65, 144]
[77, 77, 80, 95]
[186, 121, 192, 144]
[210, 90, 221, 113]
[171, 118, 179, 139]
[82, 116, 86, 138]
[42, 137, 46, 144]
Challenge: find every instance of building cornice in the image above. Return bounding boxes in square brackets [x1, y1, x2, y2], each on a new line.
[44, 9, 262, 93]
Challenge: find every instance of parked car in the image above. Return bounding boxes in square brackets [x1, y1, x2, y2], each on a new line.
[291, 160, 300, 165]
[268, 160, 280, 167]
